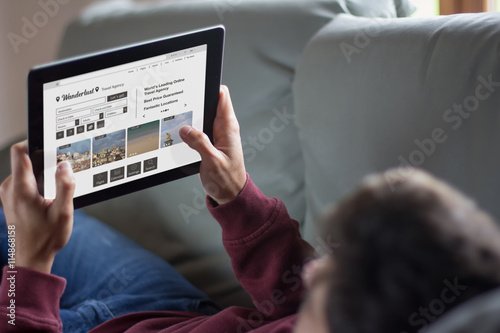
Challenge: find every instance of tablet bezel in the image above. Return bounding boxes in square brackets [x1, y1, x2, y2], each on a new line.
[28, 26, 224, 208]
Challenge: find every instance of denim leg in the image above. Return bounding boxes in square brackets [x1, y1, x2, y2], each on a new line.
[0, 213, 7, 267]
[0, 208, 220, 333]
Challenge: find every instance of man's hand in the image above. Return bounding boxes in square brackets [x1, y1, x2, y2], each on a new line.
[180, 85, 246, 205]
[0, 141, 75, 274]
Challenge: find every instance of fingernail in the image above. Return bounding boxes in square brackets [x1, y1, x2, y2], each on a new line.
[179, 125, 192, 138]
[58, 161, 71, 172]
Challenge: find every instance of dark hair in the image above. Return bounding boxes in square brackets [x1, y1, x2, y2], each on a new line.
[324, 168, 500, 333]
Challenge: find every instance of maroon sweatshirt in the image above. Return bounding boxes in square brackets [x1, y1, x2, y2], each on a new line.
[0, 176, 315, 332]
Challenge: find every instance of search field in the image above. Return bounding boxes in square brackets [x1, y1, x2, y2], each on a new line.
[56, 97, 107, 115]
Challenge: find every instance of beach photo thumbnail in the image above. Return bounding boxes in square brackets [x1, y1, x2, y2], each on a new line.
[127, 120, 159, 157]
[57, 139, 91, 173]
[161, 111, 193, 148]
[92, 129, 126, 167]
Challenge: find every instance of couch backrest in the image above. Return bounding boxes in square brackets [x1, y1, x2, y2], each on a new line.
[58, 0, 414, 240]
[57, 0, 415, 307]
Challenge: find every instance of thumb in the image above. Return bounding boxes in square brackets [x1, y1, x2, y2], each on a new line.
[179, 125, 219, 160]
[51, 161, 75, 217]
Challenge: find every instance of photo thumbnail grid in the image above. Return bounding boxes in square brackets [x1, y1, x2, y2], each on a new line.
[56, 111, 193, 173]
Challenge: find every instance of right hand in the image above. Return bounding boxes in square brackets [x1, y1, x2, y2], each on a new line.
[179, 85, 246, 205]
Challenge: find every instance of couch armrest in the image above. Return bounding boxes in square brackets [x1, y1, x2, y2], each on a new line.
[294, 12, 500, 241]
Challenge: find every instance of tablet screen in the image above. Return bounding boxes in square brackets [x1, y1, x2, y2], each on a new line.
[29, 27, 224, 207]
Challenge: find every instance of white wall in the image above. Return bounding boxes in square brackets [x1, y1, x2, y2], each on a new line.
[0, 0, 99, 148]
[411, 0, 439, 17]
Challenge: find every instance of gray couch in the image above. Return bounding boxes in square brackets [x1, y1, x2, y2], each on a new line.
[293, 11, 500, 333]
[2, 0, 500, 331]
[51, 0, 417, 309]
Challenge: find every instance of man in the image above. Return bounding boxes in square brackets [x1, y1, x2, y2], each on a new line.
[1, 86, 500, 332]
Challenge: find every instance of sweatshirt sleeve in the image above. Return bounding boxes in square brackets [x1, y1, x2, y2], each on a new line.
[208, 174, 316, 320]
[0, 266, 66, 332]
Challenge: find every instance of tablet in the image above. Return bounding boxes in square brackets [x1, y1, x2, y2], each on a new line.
[28, 26, 225, 208]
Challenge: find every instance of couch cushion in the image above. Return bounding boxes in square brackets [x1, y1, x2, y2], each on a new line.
[56, 0, 414, 307]
[294, 12, 500, 242]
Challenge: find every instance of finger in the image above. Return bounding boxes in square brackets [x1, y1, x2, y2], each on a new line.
[51, 161, 75, 219]
[0, 175, 12, 202]
[179, 125, 220, 161]
[216, 85, 238, 127]
[10, 141, 37, 192]
[10, 141, 28, 177]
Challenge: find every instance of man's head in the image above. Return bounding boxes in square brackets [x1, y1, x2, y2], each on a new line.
[295, 168, 500, 333]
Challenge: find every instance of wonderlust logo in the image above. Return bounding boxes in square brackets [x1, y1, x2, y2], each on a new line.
[57, 87, 99, 102]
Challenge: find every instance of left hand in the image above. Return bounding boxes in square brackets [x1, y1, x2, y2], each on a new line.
[180, 85, 246, 205]
[0, 141, 75, 274]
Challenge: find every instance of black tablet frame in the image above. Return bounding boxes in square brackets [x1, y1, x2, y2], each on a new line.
[28, 26, 225, 208]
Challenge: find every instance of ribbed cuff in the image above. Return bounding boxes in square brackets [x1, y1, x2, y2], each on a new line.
[207, 174, 280, 242]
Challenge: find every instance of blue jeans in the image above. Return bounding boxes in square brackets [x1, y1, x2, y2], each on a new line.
[0, 208, 220, 333]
